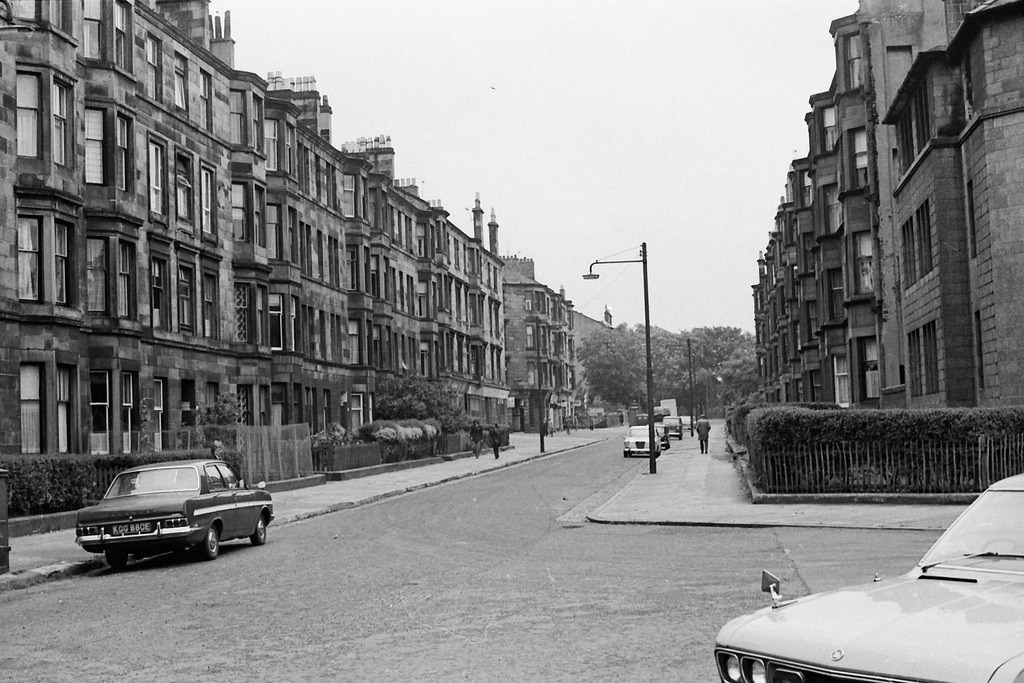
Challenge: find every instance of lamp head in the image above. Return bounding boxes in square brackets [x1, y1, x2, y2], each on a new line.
[582, 273, 600, 280]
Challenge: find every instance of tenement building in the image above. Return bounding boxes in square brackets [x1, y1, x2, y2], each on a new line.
[502, 257, 576, 432]
[0, 0, 506, 457]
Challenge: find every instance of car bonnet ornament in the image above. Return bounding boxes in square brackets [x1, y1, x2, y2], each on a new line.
[831, 649, 845, 662]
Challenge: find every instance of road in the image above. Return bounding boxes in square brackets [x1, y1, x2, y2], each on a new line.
[0, 438, 941, 682]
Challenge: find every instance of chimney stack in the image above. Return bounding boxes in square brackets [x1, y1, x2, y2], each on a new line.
[472, 193, 484, 243]
[488, 208, 499, 256]
[210, 11, 235, 67]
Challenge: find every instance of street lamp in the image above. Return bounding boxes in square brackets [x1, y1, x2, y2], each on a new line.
[583, 243, 657, 474]
[687, 338, 695, 437]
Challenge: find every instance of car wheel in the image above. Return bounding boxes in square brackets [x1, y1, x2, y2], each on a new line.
[623, 450, 630, 457]
[249, 513, 267, 546]
[196, 524, 220, 561]
[105, 550, 128, 571]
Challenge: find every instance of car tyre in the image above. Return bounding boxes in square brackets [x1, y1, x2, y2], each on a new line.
[105, 550, 128, 571]
[623, 450, 630, 457]
[249, 513, 267, 546]
[196, 524, 220, 561]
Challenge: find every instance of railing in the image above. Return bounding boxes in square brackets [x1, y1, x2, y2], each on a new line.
[752, 435, 1024, 494]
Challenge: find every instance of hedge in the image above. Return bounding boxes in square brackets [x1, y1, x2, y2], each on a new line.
[745, 406, 1024, 494]
[1, 449, 209, 517]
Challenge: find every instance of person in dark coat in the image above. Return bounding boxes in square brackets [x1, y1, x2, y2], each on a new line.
[695, 414, 711, 454]
[469, 420, 483, 458]
[490, 423, 502, 459]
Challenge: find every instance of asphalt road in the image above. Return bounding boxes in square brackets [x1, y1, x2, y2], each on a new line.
[0, 438, 941, 682]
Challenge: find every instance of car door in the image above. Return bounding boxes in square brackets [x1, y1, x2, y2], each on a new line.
[215, 462, 253, 539]
[204, 463, 240, 539]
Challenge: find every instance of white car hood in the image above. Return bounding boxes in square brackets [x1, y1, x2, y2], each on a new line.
[717, 572, 1024, 682]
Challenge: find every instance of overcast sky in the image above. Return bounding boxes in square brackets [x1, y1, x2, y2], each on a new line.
[216, 0, 858, 334]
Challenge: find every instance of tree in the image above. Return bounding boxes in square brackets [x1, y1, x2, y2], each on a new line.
[373, 375, 467, 433]
[578, 324, 646, 406]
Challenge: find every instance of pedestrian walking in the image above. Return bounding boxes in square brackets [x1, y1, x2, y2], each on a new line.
[469, 419, 483, 458]
[490, 423, 502, 459]
[696, 414, 711, 454]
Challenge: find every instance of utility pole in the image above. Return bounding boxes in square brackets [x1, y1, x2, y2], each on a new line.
[687, 337, 695, 436]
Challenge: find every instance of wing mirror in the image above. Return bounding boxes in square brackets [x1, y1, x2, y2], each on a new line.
[255, 481, 267, 490]
[761, 570, 794, 609]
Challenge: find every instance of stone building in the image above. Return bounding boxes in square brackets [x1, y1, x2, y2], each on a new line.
[502, 257, 576, 432]
[1, 0, 506, 457]
[753, 0, 948, 408]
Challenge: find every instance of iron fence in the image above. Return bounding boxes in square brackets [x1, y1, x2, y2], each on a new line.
[753, 434, 1024, 494]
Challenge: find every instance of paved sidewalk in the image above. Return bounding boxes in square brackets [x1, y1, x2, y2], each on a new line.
[0, 421, 968, 592]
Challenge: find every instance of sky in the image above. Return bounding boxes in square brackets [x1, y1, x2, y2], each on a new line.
[216, 0, 859, 334]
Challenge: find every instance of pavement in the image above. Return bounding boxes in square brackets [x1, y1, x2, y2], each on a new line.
[0, 420, 968, 592]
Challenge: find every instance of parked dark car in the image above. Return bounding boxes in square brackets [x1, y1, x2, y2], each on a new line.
[662, 415, 686, 439]
[714, 473, 1024, 682]
[76, 459, 273, 570]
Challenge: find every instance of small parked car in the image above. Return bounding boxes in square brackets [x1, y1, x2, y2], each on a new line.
[622, 425, 661, 458]
[76, 459, 274, 570]
[714, 472, 1024, 682]
[662, 415, 686, 439]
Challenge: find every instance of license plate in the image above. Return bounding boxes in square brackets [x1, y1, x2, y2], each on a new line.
[109, 521, 153, 536]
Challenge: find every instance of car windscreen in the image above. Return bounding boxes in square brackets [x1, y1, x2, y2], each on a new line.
[919, 490, 1024, 567]
[105, 466, 200, 498]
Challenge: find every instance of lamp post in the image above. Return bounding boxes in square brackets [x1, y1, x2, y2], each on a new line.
[687, 337, 695, 437]
[536, 325, 545, 453]
[583, 243, 657, 474]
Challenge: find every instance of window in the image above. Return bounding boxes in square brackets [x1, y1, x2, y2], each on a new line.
[173, 53, 188, 110]
[908, 328, 922, 397]
[286, 124, 296, 175]
[290, 296, 300, 351]
[265, 119, 279, 170]
[827, 268, 844, 320]
[901, 216, 916, 286]
[229, 90, 245, 145]
[801, 173, 813, 207]
[851, 128, 868, 187]
[115, 114, 132, 191]
[18, 217, 41, 301]
[52, 81, 69, 166]
[349, 393, 364, 431]
[54, 221, 71, 305]
[252, 95, 264, 153]
[200, 167, 214, 235]
[526, 324, 535, 349]
[84, 108, 105, 184]
[202, 271, 217, 338]
[832, 356, 851, 407]
[89, 370, 110, 455]
[117, 241, 134, 317]
[113, 1, 130, 70]
[915, 199, 933, 275]
[234, 283, 250, 343]
[177, 264, 194, 332]
[822, 106, 837, 150]
[20, 364, 43, 454]
[269, 293, 283, 350]
[232, 183, 247, 240]
[854, 232, 873, 294]
[256, 285, 267, 345]
[151, 257, 169, 329]
[860, 338, 879, 400]
[83, 0, 102, 59]
[17, 73, 41, 157]
[121, 372, 136, 453]
[255, 186, 266, 247]
[923, 321, 939, 394]
[145, 34, 162, 100]
[87, 237, 107, 313]
[199, 71, 213, 131]
[57, 366, 73, 453]
[175, 153, 194, 223]
[152, 377, 165, 451]
[267, 204, 282, 259]
[845, 34, 862, 89]
[148, 140, 166, 215]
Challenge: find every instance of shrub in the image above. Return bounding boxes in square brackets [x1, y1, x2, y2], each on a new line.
[355, 418, 442, 463]
[1, 449, 208, 517]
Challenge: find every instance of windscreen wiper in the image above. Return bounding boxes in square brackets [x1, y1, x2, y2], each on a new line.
[920, 551, 1024, 572]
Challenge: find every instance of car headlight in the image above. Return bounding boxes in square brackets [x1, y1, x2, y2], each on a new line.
[747, 658, 767, 683]
[722, 654, 741, 682]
